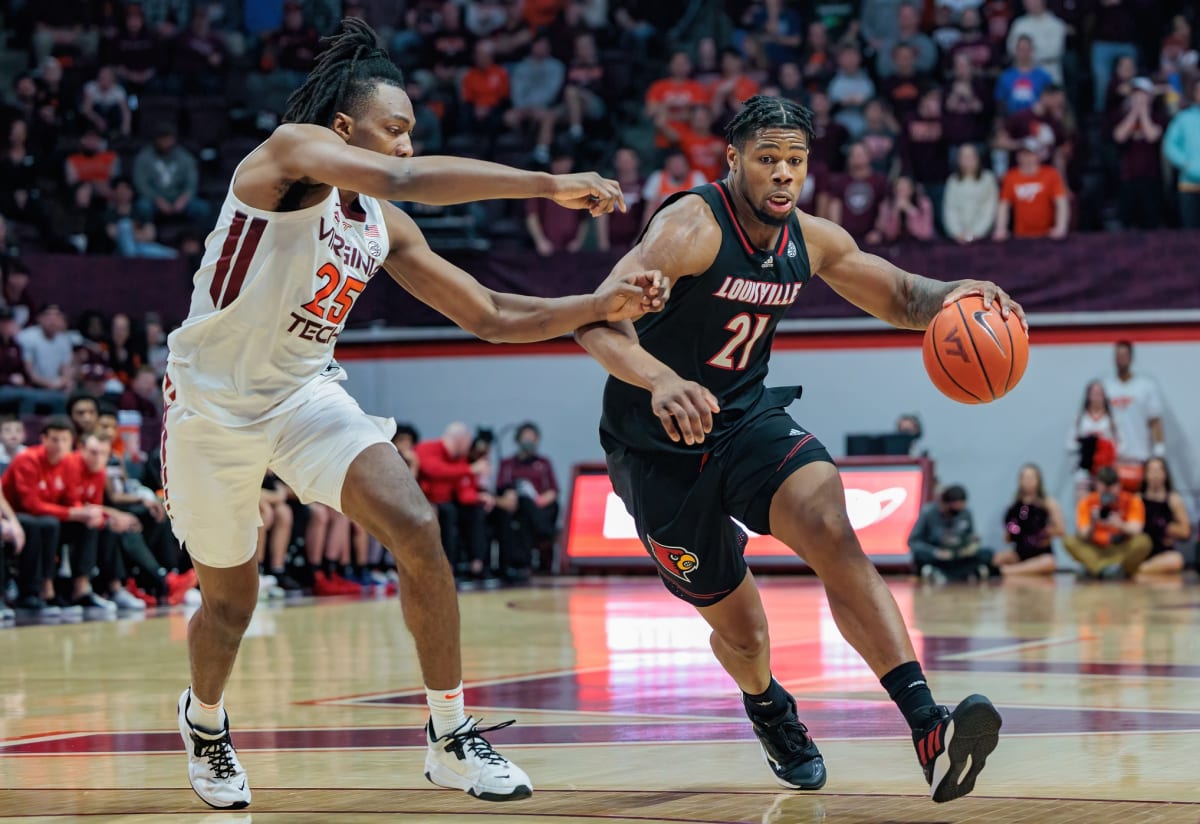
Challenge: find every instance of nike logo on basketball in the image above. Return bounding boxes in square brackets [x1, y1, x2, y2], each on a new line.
[971, 310, 1006, 354]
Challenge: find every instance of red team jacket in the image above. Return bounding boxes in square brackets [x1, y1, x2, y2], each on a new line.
[414, 440, 474, 506]
[1, 446, 106, 520]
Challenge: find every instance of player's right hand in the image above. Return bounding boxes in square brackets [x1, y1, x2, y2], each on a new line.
[549, 172, 627, 216]
[650, 375, 721, 446]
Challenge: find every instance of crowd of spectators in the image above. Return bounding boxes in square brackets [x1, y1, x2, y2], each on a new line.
[910, 340, 1195, 585]
[0, 328, 562, 620]
[2, 0, 1199, 263]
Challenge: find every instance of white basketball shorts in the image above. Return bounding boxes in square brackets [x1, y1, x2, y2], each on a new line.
[161, 375, 396, 568]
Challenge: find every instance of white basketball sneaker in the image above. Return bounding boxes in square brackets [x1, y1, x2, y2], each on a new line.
[424, 716, 533, 801]
[177, 688, 251, 809]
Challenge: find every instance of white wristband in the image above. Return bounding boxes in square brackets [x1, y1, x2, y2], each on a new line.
[1152, 442, 1166, 458]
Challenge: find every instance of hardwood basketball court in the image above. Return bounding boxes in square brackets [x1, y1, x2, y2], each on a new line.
[1, 576, 1197, 822]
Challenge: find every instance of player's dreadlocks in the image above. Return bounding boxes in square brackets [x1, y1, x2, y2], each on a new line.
[724, 95, 814, 150]
[282, 18, 405, 127]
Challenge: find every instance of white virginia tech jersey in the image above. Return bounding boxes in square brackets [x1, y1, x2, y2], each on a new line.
[167, 150, 389, 426]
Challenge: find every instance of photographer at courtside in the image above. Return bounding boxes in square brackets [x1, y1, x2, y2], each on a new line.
[1063, 466, 1152, 579]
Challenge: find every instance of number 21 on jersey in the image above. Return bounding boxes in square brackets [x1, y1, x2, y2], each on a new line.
[301, 263, 365, 325]
[707, 313, 771, 371]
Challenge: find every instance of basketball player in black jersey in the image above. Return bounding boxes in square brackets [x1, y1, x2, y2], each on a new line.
[578, 97, 1027, 803]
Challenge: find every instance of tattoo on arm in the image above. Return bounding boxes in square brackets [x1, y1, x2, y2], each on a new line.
[901, 272, 966, 329]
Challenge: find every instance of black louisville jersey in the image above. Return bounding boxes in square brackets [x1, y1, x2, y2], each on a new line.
[600, 180, 812, 454]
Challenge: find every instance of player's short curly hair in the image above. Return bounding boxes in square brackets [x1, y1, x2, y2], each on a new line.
[724, 95, 814, 151]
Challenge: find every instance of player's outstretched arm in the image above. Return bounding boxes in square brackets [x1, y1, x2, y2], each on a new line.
[266, 124, 625, 215]
[575, 198, 723, 445]
[800, 212, 1027, 332]
[382, 205, 663, 344]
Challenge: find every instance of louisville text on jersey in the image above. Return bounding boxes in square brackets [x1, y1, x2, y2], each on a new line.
[712, 277, 803, 307]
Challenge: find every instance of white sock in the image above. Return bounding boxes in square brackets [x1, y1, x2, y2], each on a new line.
[186, 689, 227, 735]
[426, 682, 467, 738]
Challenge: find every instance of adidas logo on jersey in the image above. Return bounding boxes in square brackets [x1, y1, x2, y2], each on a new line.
[789, 429, 805, 436]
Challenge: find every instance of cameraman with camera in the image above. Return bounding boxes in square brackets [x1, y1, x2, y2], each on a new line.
[1063, 466, 1152, 579]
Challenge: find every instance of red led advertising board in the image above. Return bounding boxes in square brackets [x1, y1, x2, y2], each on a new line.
[565, 458, 932, 568]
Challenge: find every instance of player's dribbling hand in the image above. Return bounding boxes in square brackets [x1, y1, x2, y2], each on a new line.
[595, 270, 670, 322]
[942, 280, 1028, 333]
[650, 374, 721, 446]
[550, 172, 627, 216]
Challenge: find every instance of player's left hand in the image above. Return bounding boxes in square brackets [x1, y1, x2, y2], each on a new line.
[594, 270, 670, 322]
[550, 172, 627, 217]
[943, 280, 1028, 334]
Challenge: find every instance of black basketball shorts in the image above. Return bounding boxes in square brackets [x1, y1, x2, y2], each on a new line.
[605, 406, 833, 608]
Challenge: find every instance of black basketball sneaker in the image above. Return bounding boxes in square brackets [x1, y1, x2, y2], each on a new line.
[915, 694, 1002, 803]
[745, 695, 827, 790]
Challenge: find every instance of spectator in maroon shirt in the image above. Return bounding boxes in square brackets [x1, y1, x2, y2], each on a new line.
[268, 2, 320, 73]
[596, 147, 645, 252]
[494, 422, 559, 579]
[118, 366, 161, 421]
[861, 99, 899, 177]
[948, 7, 999, 76]
[824, 143, 888, 243]
[1112, 80, 1168, 229]
[899, 88, 951, 229]
[526, 153, 589, 255]
[173, 7, 229, 94]
[943, 53, 992, 149]
[103, 3, 163, 95]
[807, 89, 849, 174]
[2, 258, 36, 330]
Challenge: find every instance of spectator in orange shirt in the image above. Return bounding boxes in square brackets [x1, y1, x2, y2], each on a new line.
[645, 52, 711, 147]
[656, 105, 728, 182]
[1063, 466, 1152, 578]
[993, 140, 1069, 240]
[461, 40, 510, 157]
[64, 128, 120, 199]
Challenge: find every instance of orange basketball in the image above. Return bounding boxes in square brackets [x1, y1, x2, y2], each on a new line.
[922, 295, 1028, 404]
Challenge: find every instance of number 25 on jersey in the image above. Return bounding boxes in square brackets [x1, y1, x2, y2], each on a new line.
[301, 263, 365, 325]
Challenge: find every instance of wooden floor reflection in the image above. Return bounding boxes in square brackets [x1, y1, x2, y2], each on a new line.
[2, 574, 1198, 822]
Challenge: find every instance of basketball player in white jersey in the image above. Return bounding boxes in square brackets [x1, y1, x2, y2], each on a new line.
[165, 19, 666, 810]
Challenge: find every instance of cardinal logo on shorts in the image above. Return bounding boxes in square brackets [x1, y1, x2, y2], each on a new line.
[647, 535, 699, 583]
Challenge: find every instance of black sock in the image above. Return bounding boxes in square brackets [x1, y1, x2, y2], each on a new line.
[322, 558, 336, 577]
[742, 676, 791, 720]
[881, 661, 939, 734]
[269, 566, 286, 578]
